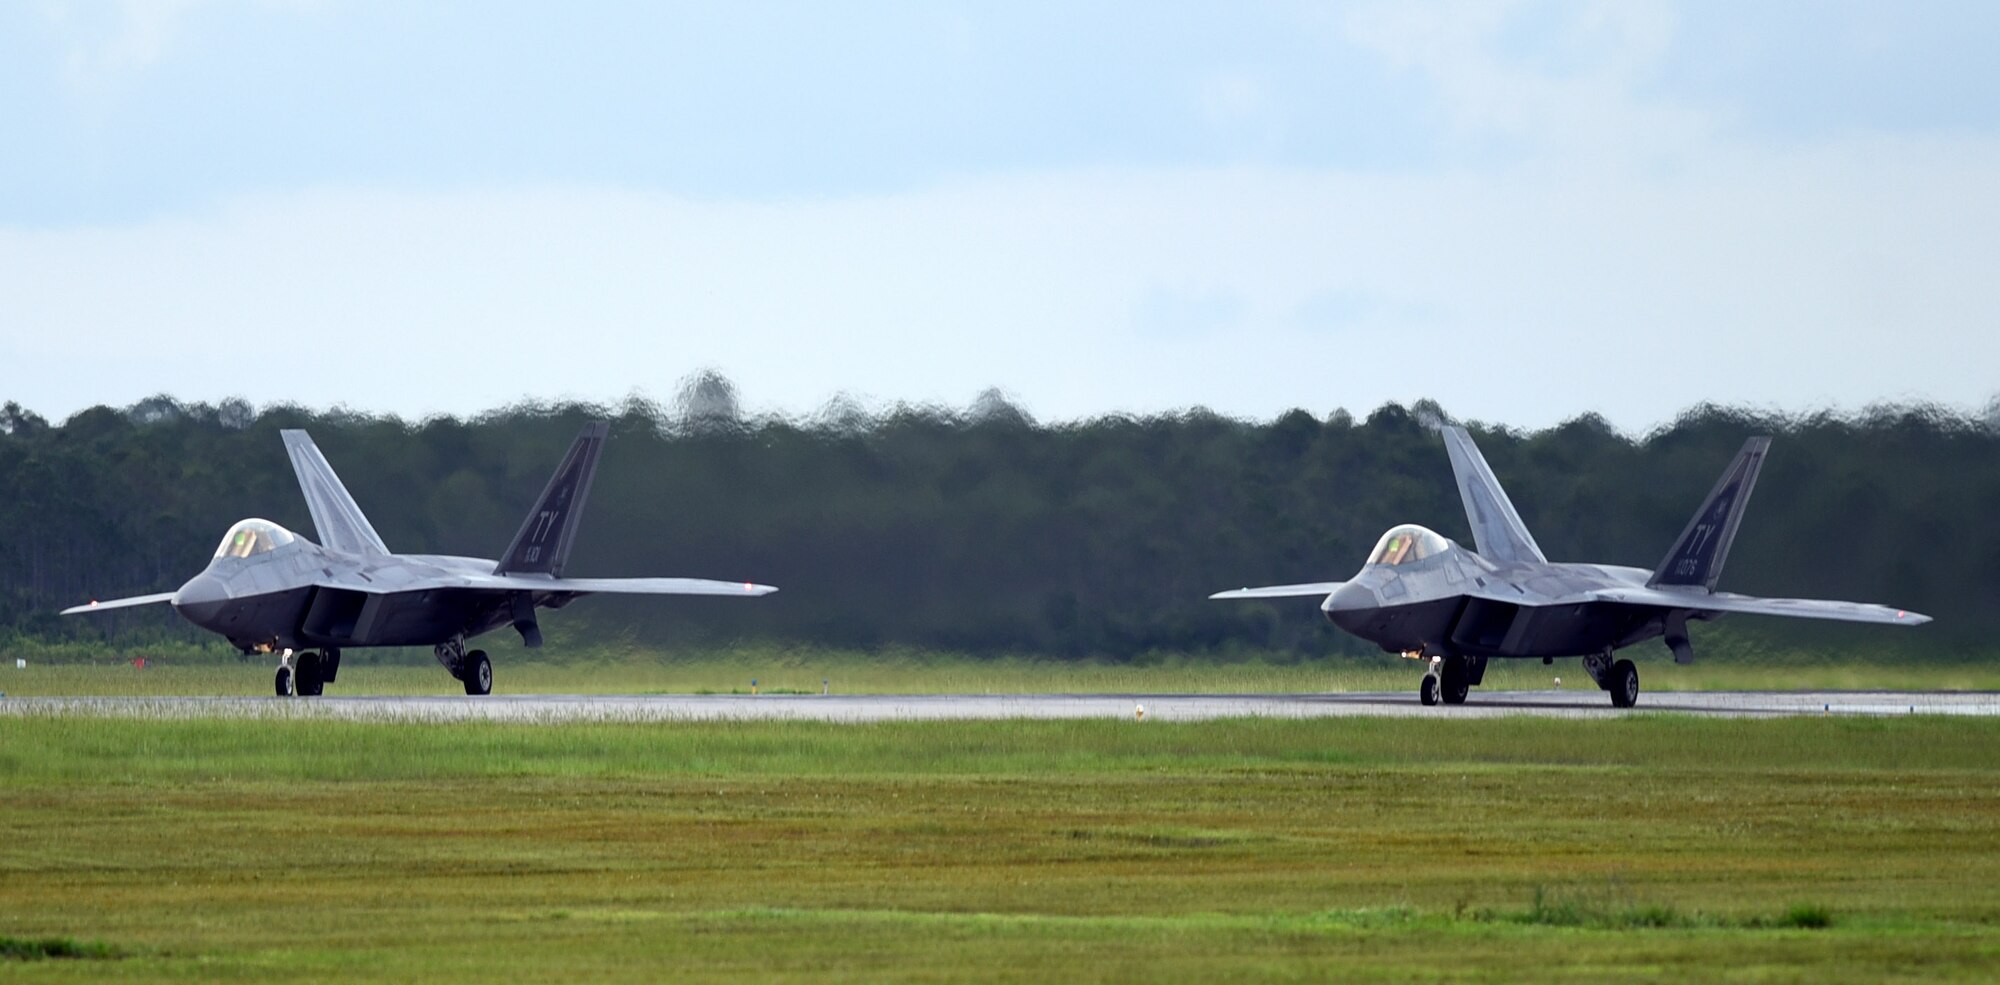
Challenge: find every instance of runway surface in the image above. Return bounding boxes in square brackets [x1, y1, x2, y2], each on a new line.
[3, 690, 1997, 722]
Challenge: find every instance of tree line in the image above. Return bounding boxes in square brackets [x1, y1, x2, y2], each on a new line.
[2, 379, 1993, 662]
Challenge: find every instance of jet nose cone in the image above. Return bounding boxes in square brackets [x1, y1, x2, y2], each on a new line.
[1321, 581, 1377, 632]
[171, 574, 229, 626]
[1322, 581, 1376, 613]
[173, 574, 226, 607]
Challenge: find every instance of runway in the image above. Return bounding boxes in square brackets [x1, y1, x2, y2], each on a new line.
[3, 690, 1997, 722]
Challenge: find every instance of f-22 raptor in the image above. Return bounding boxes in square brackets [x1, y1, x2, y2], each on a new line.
[65, 422, 776, 696]
[1212, 426, 1929, 708]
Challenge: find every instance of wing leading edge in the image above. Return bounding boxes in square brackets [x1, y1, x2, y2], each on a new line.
[1208, 582, 1345, 600]
[498, 575, 778, 597]
[60, 592, 178, 615]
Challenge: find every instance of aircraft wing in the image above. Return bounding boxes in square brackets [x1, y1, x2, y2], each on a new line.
[1209, 582, 1344, 600]
[501, 575, 777, 597]
[1588, 586, 1929, 626]
[60, 592, 178, 615]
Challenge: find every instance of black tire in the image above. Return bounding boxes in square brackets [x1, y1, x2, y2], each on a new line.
[295, 652, 323, 696]
[1608, 658, 1640, 708]
[1440, 658, 1470, 705]
[463, 650, 492, 696]
[274, 665, 293, 697]
[1420, 675, 1440, 706]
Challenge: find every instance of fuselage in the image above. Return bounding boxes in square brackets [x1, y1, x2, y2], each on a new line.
[171, 518, 534, 652]
[1319, 536, 1676, 659]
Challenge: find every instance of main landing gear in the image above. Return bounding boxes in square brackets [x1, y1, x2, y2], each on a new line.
[1583, 651, 1641, 708]
[1418, 654, 1475, 706]
[434, 637, 493, 696]
[273, 648, 341, 697]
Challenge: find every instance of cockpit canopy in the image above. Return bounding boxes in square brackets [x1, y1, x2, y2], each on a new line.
[1366, 524, 1450, 566]
[213, 518, 297, 559]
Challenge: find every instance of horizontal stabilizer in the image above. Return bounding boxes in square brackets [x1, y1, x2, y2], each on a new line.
[495, 422, 608, 577]
[1441, 426, 1547, 564]
[282, 430, 390, 556]
[60, 592, 177, 615]
[1649, 437, 1769, 590]
[1209, 582, 1345, 600]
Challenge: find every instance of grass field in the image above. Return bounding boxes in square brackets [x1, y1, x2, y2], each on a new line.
[1, 714, 1997, 982]
[5, 648, 1999, 697]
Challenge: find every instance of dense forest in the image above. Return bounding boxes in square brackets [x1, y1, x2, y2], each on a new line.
[2, 376, 1994, 663]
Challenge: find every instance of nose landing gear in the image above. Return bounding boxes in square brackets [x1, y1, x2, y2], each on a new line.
[273, 648, 336, 697]
[1418, 654, 1474, 706]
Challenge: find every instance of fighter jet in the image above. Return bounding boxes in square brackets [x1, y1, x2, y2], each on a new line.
[1211, 426, 1928, 708]
[63, 422, 776, 696]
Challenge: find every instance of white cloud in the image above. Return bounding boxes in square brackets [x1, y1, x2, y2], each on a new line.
[5, 2, 1995, 429]
[1341, 0, 1712, 168]
[4, 132, 1997, 430]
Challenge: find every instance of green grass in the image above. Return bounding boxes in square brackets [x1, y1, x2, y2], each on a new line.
[6, 647, 1999, 696]
[1, 716, 1997, 981]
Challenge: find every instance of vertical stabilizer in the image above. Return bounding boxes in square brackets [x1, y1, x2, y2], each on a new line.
[1648, 436, 1771, 591]
[1441, 426, 1547, 563]
[281, 431, 390, 556]
[494, 421, 609, 577]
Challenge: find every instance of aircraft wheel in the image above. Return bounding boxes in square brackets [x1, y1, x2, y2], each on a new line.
[1420, 675, 1440, 706]
[295, 652, 323, 697]
[1440, 659, 1470, 705]
[462, 650, 492, 696]
[1608, 659, 1639, 708]
[274, 665, 294, 697]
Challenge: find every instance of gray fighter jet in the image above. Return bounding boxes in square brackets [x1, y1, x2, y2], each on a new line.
[64, 422, 776, 696]
[1212, 426, 1928, 708]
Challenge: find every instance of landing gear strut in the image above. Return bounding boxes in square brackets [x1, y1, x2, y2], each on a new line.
[1583, 651, 1641, 708]
[434, 637, 493, 696]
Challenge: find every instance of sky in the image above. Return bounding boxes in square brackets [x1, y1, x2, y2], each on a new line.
[3, 0, 1997, 431]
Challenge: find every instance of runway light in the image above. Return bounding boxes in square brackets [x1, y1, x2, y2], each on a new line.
[1134, 703, 1146, 722]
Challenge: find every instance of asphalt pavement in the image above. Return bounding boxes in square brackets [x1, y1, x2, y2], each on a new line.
[3, 690, 1994, 722]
